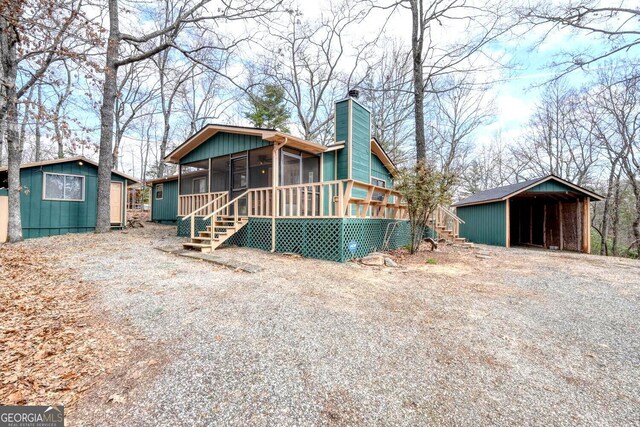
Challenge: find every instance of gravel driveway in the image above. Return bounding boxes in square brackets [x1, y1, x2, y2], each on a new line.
[21, 224, 640, 426]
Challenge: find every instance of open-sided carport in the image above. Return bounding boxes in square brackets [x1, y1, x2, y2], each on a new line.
[452, 175, 604, 254]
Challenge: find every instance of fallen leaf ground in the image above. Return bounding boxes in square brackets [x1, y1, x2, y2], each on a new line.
[0, 246, 137, 412]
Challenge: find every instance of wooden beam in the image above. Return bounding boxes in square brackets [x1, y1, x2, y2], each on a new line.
[582, 197, 591, 254]
[559, 201, 564, 251]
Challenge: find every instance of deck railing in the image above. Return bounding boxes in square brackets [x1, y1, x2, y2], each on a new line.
[178, 191, 228, 217]
[179, 180, 409, 221]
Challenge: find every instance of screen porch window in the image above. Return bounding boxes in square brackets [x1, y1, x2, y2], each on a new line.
[155, 184, 164, 200]
[192, 177, 207, 194]
[43, 173, 85, 201]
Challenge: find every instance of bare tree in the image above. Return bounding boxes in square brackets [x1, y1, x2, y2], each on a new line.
[366, 0, 510, 162]
[588, 65, 640, 251]
[512, 80, 600, 185]
[94, 0, 280, 232]
[361, 42, 413, 165]
[258, 3, 376, 144]
[180, 67, 235, 136]
[113, 62, 158, 169]
[518, 2, 640, 78]
[426, 75, 495, 176]
[1, 0, 90, 242]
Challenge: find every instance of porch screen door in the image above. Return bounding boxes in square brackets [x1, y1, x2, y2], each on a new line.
[281, 151, 302, 215]
[231, 155, 248, 215]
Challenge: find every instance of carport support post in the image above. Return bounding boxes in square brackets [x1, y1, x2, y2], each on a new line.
[582, 197, 591, 254]
[505, 198, 510, 248]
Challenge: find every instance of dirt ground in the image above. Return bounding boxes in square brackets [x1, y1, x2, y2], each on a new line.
[3, 223, 639, 426]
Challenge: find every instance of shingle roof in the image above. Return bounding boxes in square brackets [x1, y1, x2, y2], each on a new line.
[452, 177, 543, 207]
[452, 175, 604, 207]
[0, 156, 139, 183]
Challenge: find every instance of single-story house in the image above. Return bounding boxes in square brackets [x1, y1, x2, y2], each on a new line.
[152, 92, 461, 262]
[0, 156, 138, 242]
[452, 175, 604, 253]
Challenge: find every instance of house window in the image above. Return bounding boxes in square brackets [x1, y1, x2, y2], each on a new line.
[43, 173, 85, 201]
[372, 177, 386, 201]
[192, 177, 207, 193]
[155, 184, 164, 200]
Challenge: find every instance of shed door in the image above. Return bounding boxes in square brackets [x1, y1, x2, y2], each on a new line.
[110, 182, 123, 224]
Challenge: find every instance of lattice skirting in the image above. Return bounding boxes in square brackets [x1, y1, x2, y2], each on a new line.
[177, 217, 411, 262]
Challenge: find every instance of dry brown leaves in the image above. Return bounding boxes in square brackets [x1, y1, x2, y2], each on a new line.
[0, 245, 134, 409]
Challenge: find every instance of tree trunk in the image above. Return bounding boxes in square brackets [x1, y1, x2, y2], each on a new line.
[1, 2, 23, 242]
[0, 118, 5, 166]
[611, 172, 621, 256]
[410, 0, 426, 163]
[34, 85, 42, 161]
[600, 163, 618, 255]
[630, 176, 640, 249]
[96, 0, 120, 233]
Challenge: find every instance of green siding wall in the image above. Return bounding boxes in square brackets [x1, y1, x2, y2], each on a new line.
[351, 100, 371, 184]
[180, 132, 271, 164]
[151, 180, 178, 222]
[0, 188, 7, 196]
[18, 161, 127, 239]
[335, 100, 349, 180]
[322, 151, 336, 181]
[457, 201, 507, 247]
[528, 180, 573, 193]
[371, 153, 392, 187]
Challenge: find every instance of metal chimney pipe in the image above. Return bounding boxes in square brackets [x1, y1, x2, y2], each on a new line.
[348, 89, 359, 99]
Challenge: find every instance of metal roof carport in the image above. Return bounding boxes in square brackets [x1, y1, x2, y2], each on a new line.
[452, 175, 604, 254]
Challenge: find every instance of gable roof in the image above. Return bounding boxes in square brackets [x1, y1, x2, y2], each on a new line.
[452, 175, 604, 207]
[164, 124, 328, 163]
[370, 137, 397, 175]
[0, 156, 139, 183]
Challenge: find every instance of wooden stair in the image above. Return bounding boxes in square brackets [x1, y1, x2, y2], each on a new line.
[183, 216, 248, 253]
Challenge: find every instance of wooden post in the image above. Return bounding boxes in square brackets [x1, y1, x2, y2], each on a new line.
[543, 203, 547, 248]
[271, 140, 285, 251]
[559, 201, 564, 251]
[582, 197, 591, 254]
[505, 198, 510, 248]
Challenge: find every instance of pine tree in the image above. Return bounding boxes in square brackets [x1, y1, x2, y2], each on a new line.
[245, 85, 290, 132]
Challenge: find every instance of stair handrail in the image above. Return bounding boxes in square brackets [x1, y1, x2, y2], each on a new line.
[203, 190, 250, 222]
[181, 193, 228, 240]
[181, 192, 228, 221]
[439, 205, 465, 225]
[431, 205, 465, 240]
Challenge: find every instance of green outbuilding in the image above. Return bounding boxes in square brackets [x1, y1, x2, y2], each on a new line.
[0, 156, 138, 241]
[148, 175, 179, 224]
[452, 175, 604, 253]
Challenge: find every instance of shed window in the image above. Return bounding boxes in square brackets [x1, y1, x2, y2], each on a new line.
[43, 173, 84, 201]
[155, 184, 164, 200]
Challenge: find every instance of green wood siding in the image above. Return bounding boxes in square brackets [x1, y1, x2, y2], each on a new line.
[350, 100, 371, 184]
[322, 151, 336, 181]
[335, 100, 349, 179]
[18, 161, 126, 239]
[151, 180, 178, 222]
[527, 180, 573, 193]
[180, 132, 271, 165]
[370, 153, 392, 187]
[457, 201, 507, 247]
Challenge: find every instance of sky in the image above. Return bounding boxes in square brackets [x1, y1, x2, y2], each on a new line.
[26, 0, 629, 179]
